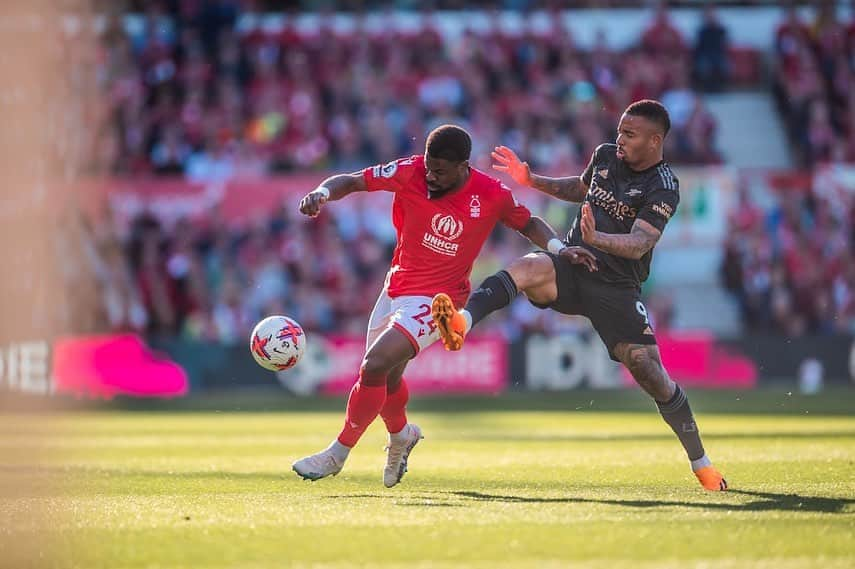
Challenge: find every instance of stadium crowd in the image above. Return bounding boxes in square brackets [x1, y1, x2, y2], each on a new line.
[719, 4, 855, 335]
[102, 1, 723, 181]
[772, 4, 855, 166]
[721, 177, 855, 336]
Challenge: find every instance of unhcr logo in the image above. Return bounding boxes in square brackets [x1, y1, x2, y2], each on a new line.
[431, 213, 464, 241]
[423, 213, 464, 256]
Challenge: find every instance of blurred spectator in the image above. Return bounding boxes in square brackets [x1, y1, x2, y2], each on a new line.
[692, 4, 729, 92]
[641, 3, 686, 57]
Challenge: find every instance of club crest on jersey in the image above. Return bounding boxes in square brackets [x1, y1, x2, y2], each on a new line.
[597, 168, 609, 179]
[423, 213, 464, 256]
[469, 195, 481, 218]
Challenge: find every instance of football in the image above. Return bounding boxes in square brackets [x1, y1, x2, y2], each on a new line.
[249, 315, 306, 372]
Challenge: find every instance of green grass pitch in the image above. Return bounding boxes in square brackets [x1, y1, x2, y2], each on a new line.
[1, 388, 853, 568]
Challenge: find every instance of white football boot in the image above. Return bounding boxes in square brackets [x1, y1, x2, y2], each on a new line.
[292, 449, 344, 481]
[383, 423, 424, 488]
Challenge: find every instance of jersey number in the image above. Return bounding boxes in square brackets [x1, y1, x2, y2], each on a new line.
[412, 304, 437, 333]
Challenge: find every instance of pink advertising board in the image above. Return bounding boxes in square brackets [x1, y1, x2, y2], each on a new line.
[622, 331, 757, 388]
[52, 334, 189, 399]
[318, 336, 508, 395]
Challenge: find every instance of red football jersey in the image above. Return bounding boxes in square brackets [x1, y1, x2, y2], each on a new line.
[362, 155, 532, 307]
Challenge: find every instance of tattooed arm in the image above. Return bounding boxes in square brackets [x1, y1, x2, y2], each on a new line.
[492, 146, 588, 203]
[527, 173, 589, 203]
[580, 203, 661, 260]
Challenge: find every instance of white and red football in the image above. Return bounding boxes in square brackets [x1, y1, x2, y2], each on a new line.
[249, 315, 306, 372]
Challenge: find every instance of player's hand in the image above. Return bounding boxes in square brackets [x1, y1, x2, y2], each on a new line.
[299, 188, 328, 218]
[491, 146, 532, 186]
[581, 202, 597, 245]
[559, 246, 598, 272]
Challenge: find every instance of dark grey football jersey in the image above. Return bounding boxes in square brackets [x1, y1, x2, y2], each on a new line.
[566, 143, 680, 286]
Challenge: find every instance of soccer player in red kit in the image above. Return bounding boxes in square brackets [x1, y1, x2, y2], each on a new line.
[293, 125, 596, 487]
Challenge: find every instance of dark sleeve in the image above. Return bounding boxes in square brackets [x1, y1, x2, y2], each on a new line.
[637, 186, 680, 232]
[580, 146, 601, 187]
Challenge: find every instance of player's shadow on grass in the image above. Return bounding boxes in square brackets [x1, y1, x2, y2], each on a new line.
[464, 431, 855, 443]
[326, 494, 464, 507]
[450, 489, 854, 514]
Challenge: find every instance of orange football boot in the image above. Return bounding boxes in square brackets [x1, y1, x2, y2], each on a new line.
[431, 293, 467, 351]
[694, 466, 728, 491]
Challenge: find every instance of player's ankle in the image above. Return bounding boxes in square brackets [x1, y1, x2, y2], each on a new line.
[690, 454, 711, 472]
[461, 309, 472, 333]
[389, 424, 411, 442]
[327, 440, 352, 463]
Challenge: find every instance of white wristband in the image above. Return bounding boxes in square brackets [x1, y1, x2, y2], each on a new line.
[316, 186, 330, 199]
[547, 238, 564, 255]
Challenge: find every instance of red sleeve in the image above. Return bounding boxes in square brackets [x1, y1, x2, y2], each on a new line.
[361, 156, 419, 192]
[499, 183, 532, 231]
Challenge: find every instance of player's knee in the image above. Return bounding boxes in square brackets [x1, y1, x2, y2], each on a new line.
[619, 345, 656, 377]
[619, 345, 669, 395]
[508, 253, 552, 290]
[359, 353, 392, 386]
[625, 348, 650, 370]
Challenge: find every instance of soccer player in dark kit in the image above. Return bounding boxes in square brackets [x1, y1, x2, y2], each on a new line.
[431, 100, 727, 491]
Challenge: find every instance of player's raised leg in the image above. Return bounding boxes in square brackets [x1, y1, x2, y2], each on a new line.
[379, 362, 423, 488]
[292, 327, 416, 481]
[432, 252, 558, 351]
[613, 343, 727, 491]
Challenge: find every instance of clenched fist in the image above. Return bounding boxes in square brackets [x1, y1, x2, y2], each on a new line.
[299, 188, 329, 218]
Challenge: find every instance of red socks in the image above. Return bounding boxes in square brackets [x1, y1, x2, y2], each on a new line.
[337, 379, 387, 448]
[337, 374, 412, 447]
[380, 378, 409, 435]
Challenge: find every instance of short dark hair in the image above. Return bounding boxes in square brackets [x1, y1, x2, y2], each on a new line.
[625, 99, 671, 136]
[426, 124, 472, 162]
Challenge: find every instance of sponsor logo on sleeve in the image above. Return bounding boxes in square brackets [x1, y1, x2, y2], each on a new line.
[380, 161, 399, 178]
[651, 201, 674, 220]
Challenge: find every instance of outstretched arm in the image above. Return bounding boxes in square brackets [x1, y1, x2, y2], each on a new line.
[528, 174, 589, 203]
[492, 146, 588, 203]
[580, 203, 661, 260]
[299, 173, 367, 217]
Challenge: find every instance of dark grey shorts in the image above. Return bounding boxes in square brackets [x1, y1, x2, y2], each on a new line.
[530, 252, 657, 361]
